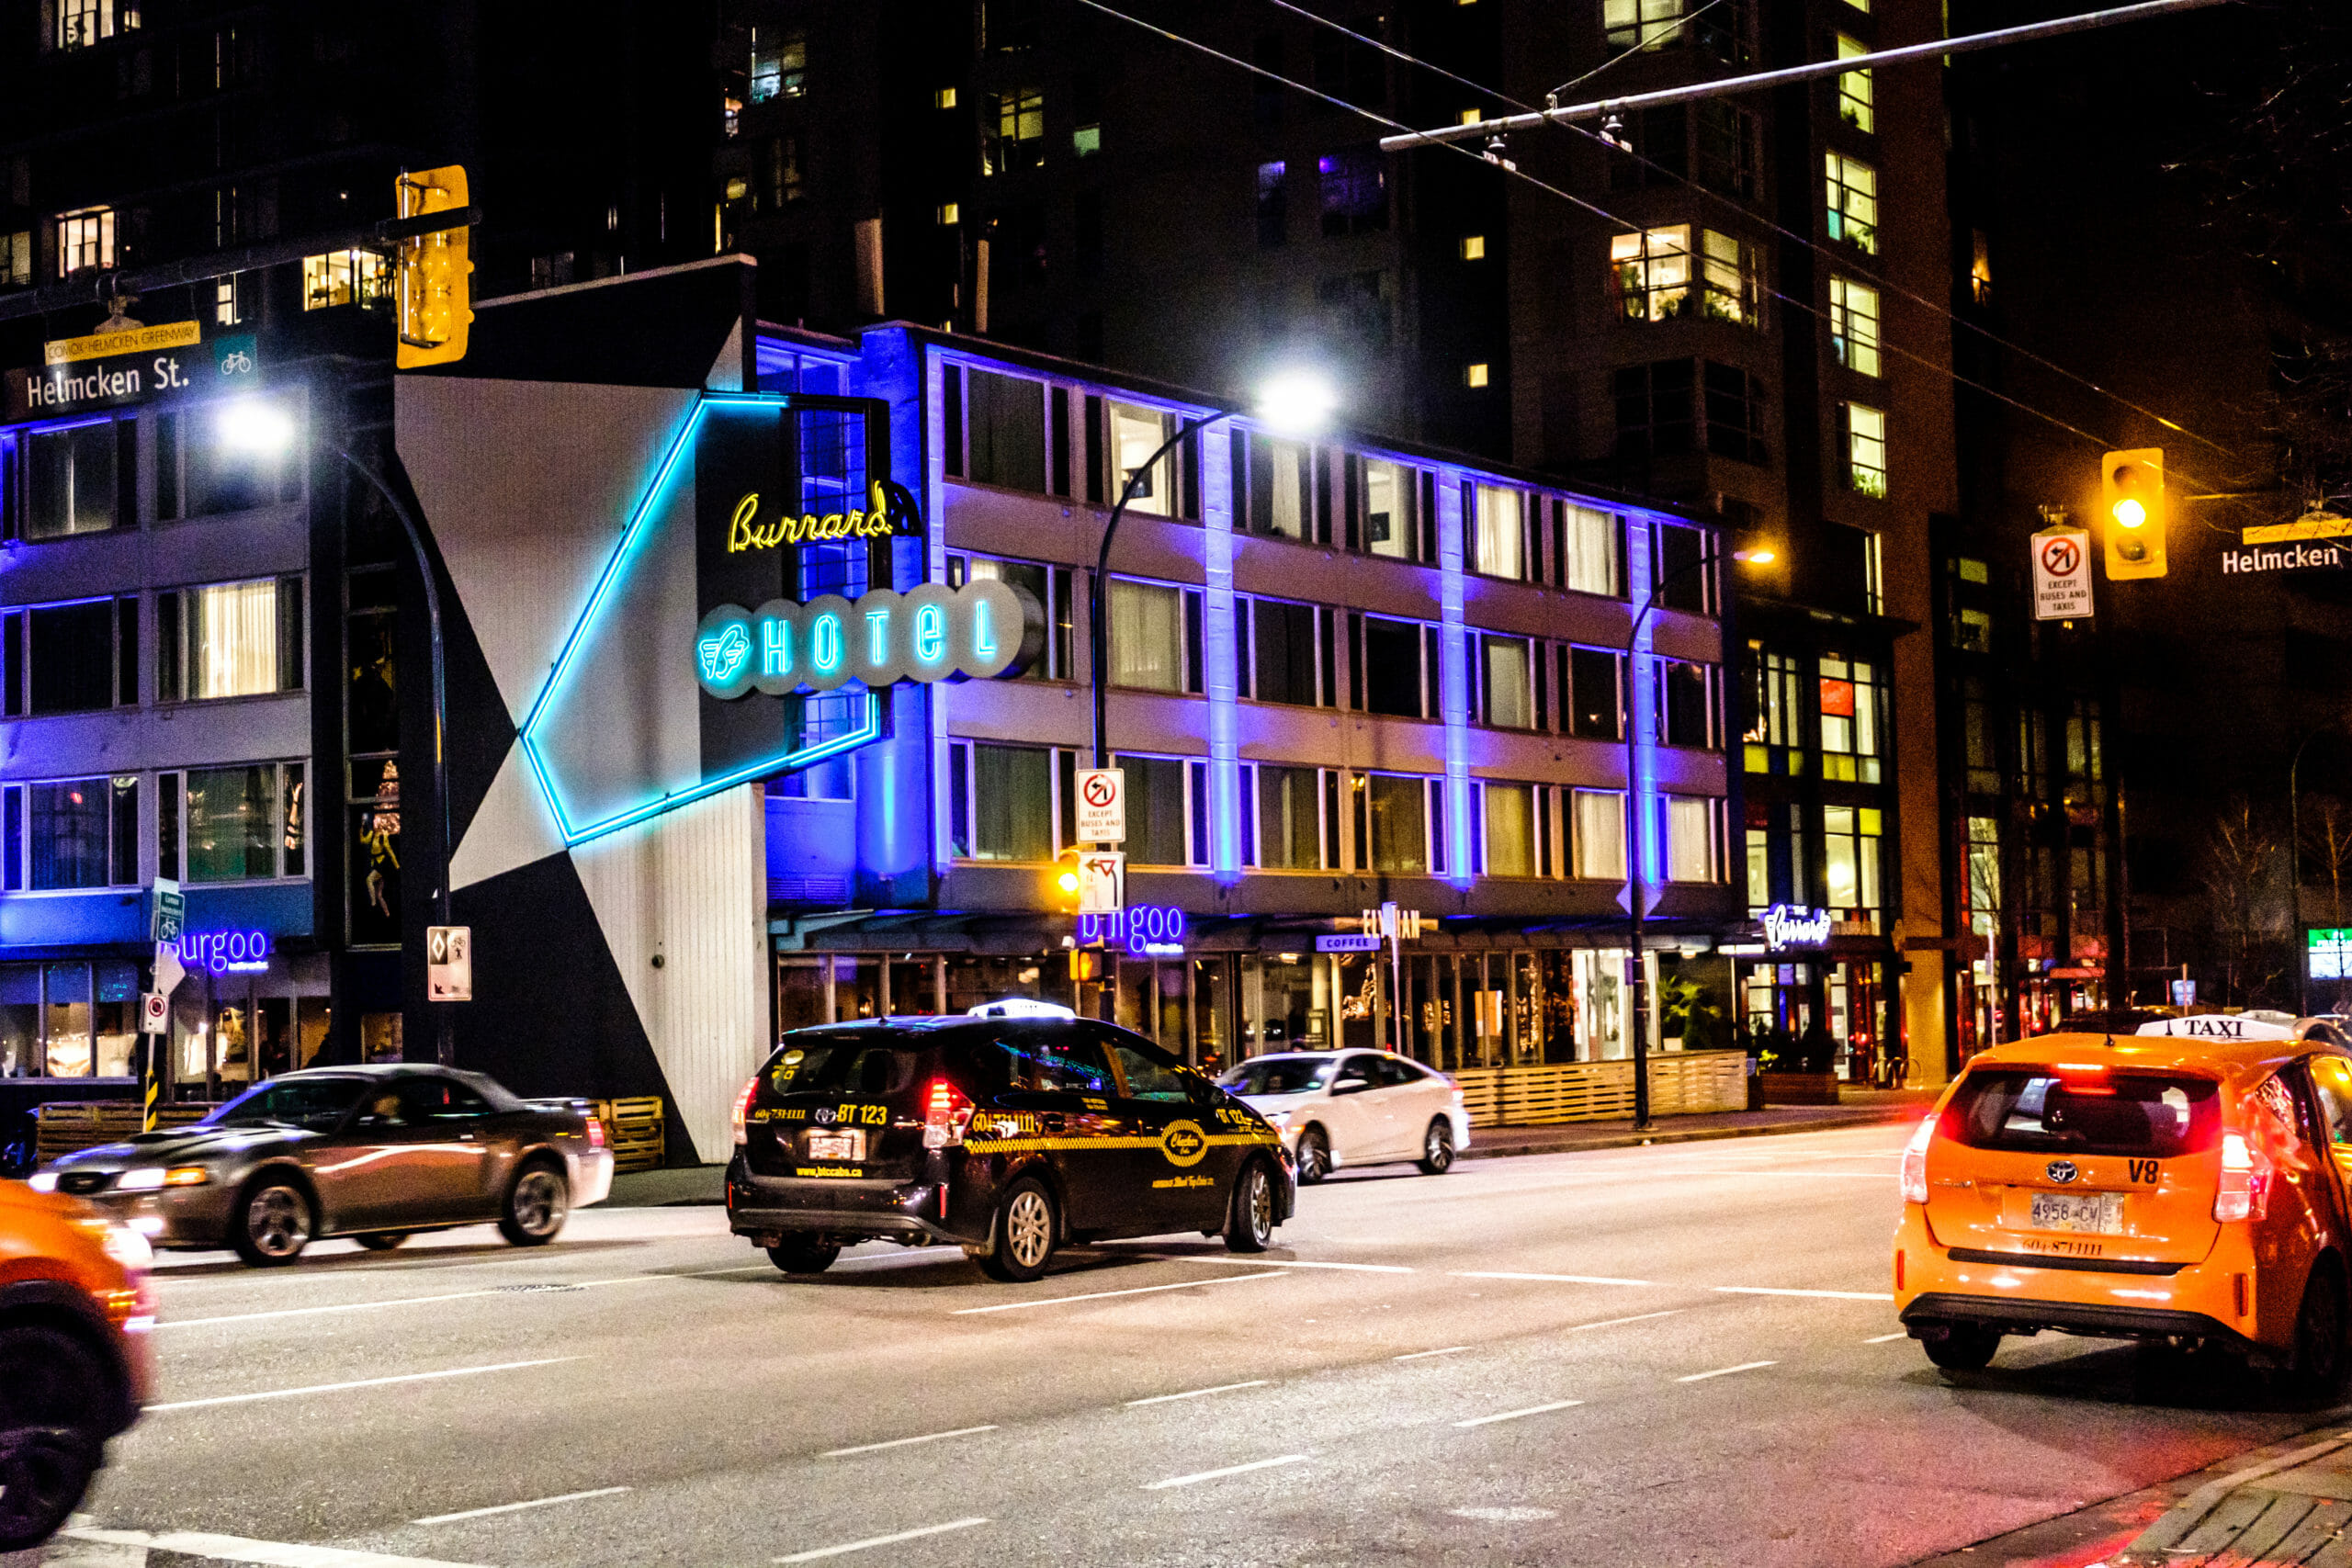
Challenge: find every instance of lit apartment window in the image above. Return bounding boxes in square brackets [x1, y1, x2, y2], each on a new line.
[1825, 155, 1878, 253]
[156, 579, 306, 702]
[934, 86, 958, 109]
[1472, 484, 1527, 580]
[1843, 403, 1888, 498]
[2, 231, 29, 288]
[748, 28, 807, 103]
[1611, 225, 1690, 321]
[1837, 36, 1873, 132]
[57, 0, 137, 50]
[1664, 795, 1717, 883]
[1572, 789, 1626, 879]
[982, 87, 1046, 175]
[1483, 783, 1538, 876]
[1464, 362, 1490, 389]
[1700, 230, 1758, 325]
[1604, 0, 1685, 51]
[301, 249, 387, 311]
[1460, 234, 1486, 260]
[1822, 805, 1883, 924]
[1829, 276, 1881, 375]
[1970, 230, 1994, 305]
[214, 275, 239, 324]
[937, 203, 960, 226]
[55, 208, 115, 275]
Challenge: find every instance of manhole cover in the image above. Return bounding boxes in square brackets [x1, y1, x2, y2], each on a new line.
[493, 1282, 584, 1293]
[1450, 1508, 1557, 1523]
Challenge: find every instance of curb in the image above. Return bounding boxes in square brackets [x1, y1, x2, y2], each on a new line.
[1459, 1105, 1923, 1160]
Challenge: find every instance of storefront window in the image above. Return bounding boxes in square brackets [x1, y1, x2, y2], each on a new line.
[0, 966, 33, 1076]
[40, 962, 89, 1077]
[1243, 952, 1328, 1052]
[95, 960, 134, 1077]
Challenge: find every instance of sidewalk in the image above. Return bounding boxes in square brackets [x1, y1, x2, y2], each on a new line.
[605, 1089, 1934, 1207]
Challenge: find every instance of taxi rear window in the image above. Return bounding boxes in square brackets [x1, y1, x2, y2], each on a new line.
[765, 1036, 929, 1097]
[1944, 1068, 2220, 1158]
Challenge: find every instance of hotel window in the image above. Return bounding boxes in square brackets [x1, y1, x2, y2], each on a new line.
[11, 416, 127, 539]
[1829, 276, 1881, 376]
[1481, 635, 1534, 729]
[1471, 483, 1527, 579]
[0, 776, 139, 890]
[1700, 231, 1758, 326]
[1572, 789, 1626, 879]
[1108, 402, 1175, 517]
[749, 28, 807, 103]
[55, 207, 114, 274]
[1743, 642, 1807, 775]
[1251, 763, 1325, 870]
[157, 578, 305, 702]
[1358, 773, 1438, 875]
[2, 597, 137, 716]
[1114, 753, 1205, 867]
[1564, 645, 1623, 740]
[155, 762, 306, 884]
[950, 555, 1074, 680]
[1823, 805, 1883, 927]
[1317, 149, 1387, 235]
[1238, 597, 1335, 707]
[1351, 614, 1435, 718]
[1836, 36, 1874, 132]
[1108, 580, 1203, 694]
[1256, 161, 1287, 248]
[1818, 653, 1885, 783]
[959, 367, 1046, 493]
[300, 249, 388, 310]
[1664, 795, 1718, 883]
[772, 693, 861, 800]
[1657, 659, 1717, 749]
[1653, 520, 1715, 612]
[1482, 782, 1539, 877]
[1825, 154, 1878, 253]
[1558, 502, 1623, 596]
[57, 0, 138, 49]
[947, 742, 1055, 862]
[1360, 457, 1424, 560]
[154, 397, 302, 517]
[1611, 226, 1690, 322]
[4, 231, 32, 288]
[1842, 403, 1888, 498]
[1603, 0, 1684, 51]
[982, 86, 1046, 175]
[1242, 434, 1314, 540]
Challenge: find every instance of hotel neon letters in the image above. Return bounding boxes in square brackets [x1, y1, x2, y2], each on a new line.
[695, 579, 1043, 699]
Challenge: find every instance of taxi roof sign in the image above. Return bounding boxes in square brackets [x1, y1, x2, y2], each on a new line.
[2134, 1014, 2298, 1042]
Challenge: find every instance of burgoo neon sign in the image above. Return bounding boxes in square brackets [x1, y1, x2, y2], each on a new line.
[174, 930, 272, 975]
[695, 580, 1044, 699]
[1079, 905, 1187, 957]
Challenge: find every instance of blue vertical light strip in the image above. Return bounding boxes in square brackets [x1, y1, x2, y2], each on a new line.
[1437, 473, 1474, 889]
[1626, 514, 1661, 899]
[926, 345, 954, 874]
[1203, 423, 1242, 883]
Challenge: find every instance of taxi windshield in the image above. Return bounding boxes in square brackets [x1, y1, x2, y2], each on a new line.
[203, 1076, 370, 1133]
[1222, 1058, 1336, 1095]
[1944, 1068, 2220, 1157]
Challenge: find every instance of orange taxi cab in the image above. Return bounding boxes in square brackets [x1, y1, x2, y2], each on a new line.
[1894, 1013, 2352, 1384]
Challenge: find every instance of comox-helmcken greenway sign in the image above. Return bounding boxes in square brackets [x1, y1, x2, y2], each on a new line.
[694, 580, 1044, 699]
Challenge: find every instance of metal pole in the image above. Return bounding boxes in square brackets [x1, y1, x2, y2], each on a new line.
[1091, 412, 1233, 769]
[334, 447, 455, 1066]
[2292, 729, 2320, 1017]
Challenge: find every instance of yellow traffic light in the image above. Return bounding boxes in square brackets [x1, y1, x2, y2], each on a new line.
[2101, 447, 2166, 580]
[395, 164, 472, 369]
[1053, 848, 1082, 914]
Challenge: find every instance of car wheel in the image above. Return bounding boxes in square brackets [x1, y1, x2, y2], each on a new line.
[354, 1232, 408, 1251]
[232, 1177, 312, 1267]
[1918, 1321, 2001, 1371]
[0, 1325, 107, 1551]
[767, 1235, 842, 1275]
[497, 1160, 570, 1247]
[978, 1179, 1057, 1283]
[1417, 1118, 1456, 1176]
[2289, 1264, 2351, 1399]
[1224, 1161, 1275, 1254]
[1295, 1126, 1330, 1186]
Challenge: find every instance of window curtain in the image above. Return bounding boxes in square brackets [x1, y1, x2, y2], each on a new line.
[191, 580, 279, 698]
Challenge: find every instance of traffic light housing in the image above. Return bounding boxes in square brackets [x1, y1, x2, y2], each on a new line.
[1052, 848, 1083, 915]
[395, 165, 473, 368]
[2101, 447, 2167, 580]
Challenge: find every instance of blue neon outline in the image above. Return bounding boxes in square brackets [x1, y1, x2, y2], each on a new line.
[514, 391, 890, 847]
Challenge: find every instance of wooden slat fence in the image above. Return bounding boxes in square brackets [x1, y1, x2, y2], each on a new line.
[1452, 1051, 1749, 1128]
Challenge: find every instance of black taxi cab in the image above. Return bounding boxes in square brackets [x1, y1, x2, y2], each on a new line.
[725, 1007, 1295, 1280]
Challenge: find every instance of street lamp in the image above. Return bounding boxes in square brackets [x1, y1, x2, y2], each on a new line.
[1088, 370, 1337, 768]
[1622, 538, 1772, 1132]
[218, 398, 458, 1067]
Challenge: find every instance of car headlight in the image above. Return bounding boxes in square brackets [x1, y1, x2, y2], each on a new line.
[118, 1167, 209, 1191]
[101, 1224, 153, 1272]
[26, 1171, 58, 1192]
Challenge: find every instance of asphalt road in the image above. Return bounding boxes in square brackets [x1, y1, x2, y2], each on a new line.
[16, 1124, 2342, 1568]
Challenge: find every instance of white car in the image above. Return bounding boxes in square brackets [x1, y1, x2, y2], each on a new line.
[1218, 1050, 1471, 1184]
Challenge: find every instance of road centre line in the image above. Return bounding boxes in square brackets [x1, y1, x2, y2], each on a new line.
[1864, 1331, 1911, 1343]
[148, 1358, 577, 1412]
[775, 1517, 992, 1563]
[413, 1487, 632, 1526]
[1678, 1360, 1778, 1383]
[1140, 1254, 1416, 1274]
[1453, 1400, 1585, 1428]
[1125, 1381, 1271, 1406]
[1395, 1346, 1472, 1360]
[822, 1426, 1000, 1457]
[1451, 1270, 1651, 1287]
[65, 1527, 485, 1567]
[1142, 1454, 1311, 1490]
[158, 1268, 753, 1328]
[1567, 1310, 1683, 1332]
[1713, 1286, 1894, 1301]
[952, 1270, 1284, 1314]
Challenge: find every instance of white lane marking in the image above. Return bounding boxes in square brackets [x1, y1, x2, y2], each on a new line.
[413, 1487, 632, 1526]
[1141, 1254, 1416, 1274]
[821, 1426, 1000, 1457]
[1713, 1286, 1893, 1301]
[148, 1358, 576, 1412]
[65, 1527, 486, 1566]
[775, 1517, 992, 1562]
[1142, 1454, 1311, 1490]
[1451, 1506, 1558, 1522]
[1863, 1331, 1910, 1344]
[1395, 1346, 1472, 1360]
[1453, 1400, 1585, 1428]
[158, 1267, 750, 1329]
[1677, 1360, 1778, 1383]
[1566, 1310, 1683, 1333]
[1452, 1271, 1651, 1287]
[1651, 1169, 1894, 1179]
[1125, 1381, 1271, 1407]
[952, 1271, 1284, 1314]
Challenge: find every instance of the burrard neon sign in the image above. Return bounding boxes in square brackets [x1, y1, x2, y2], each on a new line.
[727, 479, 921, 552]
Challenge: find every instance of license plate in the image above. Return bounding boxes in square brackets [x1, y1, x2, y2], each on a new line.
[2030, 1191, 2125, 1235]
[806, 1130, 864, 1162]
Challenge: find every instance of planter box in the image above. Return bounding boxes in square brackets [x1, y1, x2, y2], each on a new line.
[1758, 1071, 1841, 1106]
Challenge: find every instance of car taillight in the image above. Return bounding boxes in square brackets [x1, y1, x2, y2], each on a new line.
[924, 1078, 975, 1148]
[585, 1116, 606, 1150]
[731, 1077, 758, 1146]
[2216, 1131, 2271, 1223]
[1900, 1116, 1936, 1204]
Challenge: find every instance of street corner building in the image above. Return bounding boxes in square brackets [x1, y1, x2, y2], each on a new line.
[0, 260, 1804, 1162]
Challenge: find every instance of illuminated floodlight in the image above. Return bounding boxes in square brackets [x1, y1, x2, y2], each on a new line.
[214, 398, 297, 455]
[1251, 368, 1339, 440]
